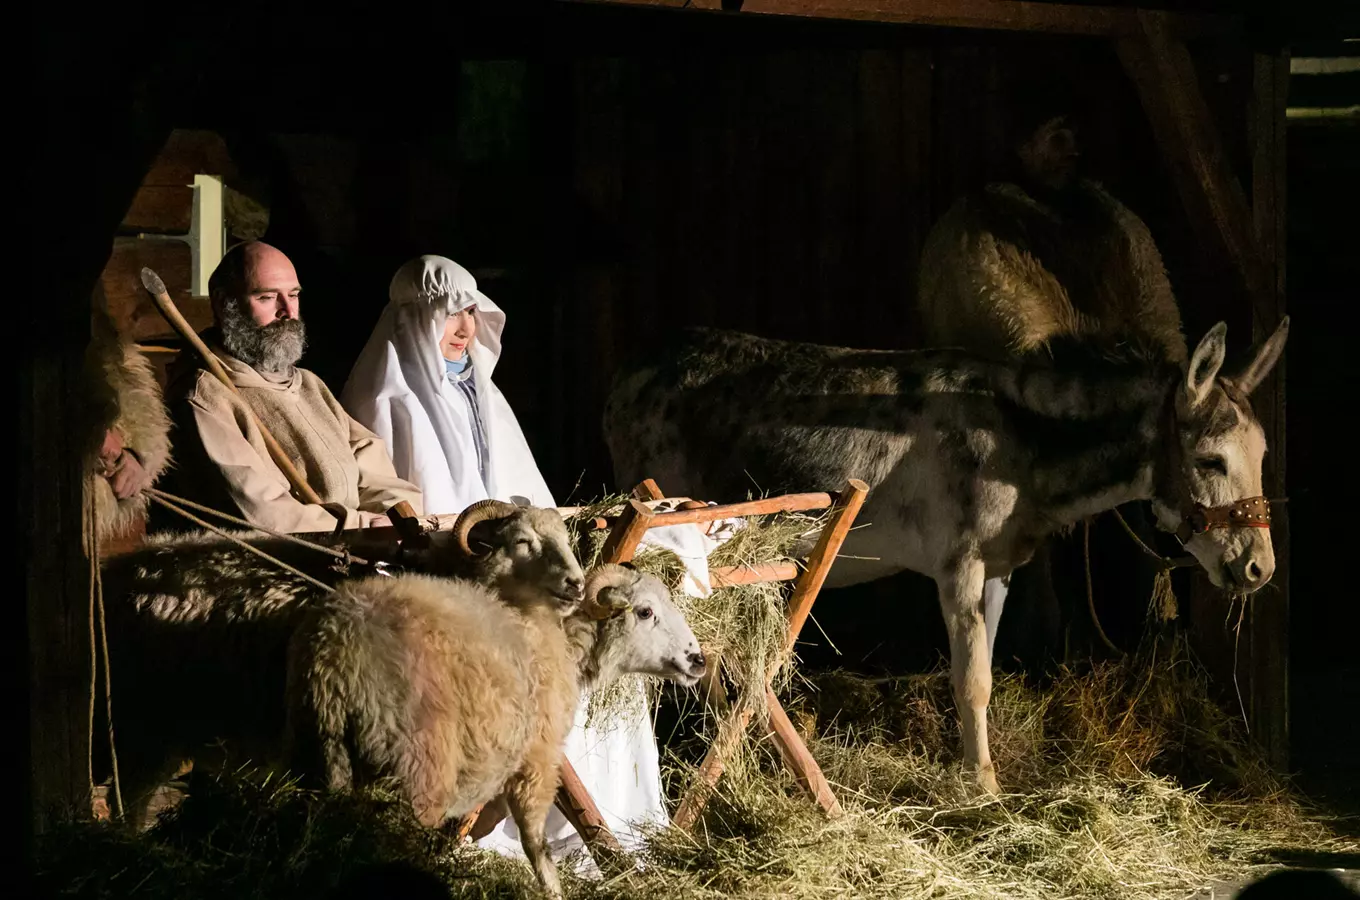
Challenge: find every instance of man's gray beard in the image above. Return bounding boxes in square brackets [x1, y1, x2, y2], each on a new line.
[219, 300, 307, 375]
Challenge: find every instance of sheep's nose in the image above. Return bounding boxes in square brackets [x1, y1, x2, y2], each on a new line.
[687, 650, 706, 672]
[563, 575, 584, 599]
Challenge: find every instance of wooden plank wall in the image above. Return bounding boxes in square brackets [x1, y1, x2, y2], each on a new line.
[530, 37, 1245, 497]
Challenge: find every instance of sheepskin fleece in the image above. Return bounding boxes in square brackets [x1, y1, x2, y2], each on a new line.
[97, 529, 331, 824]
[84, 300, 171, 541]
[290, 574, 579, 825]
[916, 178, 1187, 365]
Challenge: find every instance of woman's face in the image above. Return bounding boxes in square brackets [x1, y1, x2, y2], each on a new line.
[441, 307, 477, 361]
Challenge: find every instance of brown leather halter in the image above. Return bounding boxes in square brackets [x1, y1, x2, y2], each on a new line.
[1173, 495, 1272, 545]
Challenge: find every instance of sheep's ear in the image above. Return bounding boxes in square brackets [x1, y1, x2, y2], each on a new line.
[618, 561, 638, 572]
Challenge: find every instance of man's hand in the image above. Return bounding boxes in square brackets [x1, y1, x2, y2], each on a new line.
[106, 450, 152, 500]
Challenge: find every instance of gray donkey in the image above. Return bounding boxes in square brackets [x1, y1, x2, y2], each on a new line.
[604, 319, 1287, 793]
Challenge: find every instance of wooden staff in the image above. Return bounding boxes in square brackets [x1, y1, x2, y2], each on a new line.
[140, 267, 338, 517]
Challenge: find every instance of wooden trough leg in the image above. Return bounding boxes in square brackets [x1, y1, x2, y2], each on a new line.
[674, 479, 868, 830]
[672, 703, 757, 831]
[554, 758, 630, 872]
[452, 803, 486, 842]
[766, 688, 843, 818]
[454, 759, 629, 872]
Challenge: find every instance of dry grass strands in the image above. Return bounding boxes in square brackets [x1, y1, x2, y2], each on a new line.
[41, 636, 1357, 900]
[565, 493, 831, 731]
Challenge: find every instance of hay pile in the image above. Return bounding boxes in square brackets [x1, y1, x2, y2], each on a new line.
[38, 495, 1358, 899]
[632, 637, 1356, 900]
[40, 636, 1357, 900]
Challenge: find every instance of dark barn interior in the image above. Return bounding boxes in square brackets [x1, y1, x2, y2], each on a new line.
[29, 0, 1359, 885]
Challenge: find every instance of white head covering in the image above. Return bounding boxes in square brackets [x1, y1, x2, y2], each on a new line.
[341, 255, 554, 515]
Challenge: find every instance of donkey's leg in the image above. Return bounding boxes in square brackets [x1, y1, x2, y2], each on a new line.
[938, 558, 998, 794]
[982, 574, 1010, 664]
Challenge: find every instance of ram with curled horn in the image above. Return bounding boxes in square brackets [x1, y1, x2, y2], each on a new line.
[451, 499, 523, 557]
[581, 566, 637, 621]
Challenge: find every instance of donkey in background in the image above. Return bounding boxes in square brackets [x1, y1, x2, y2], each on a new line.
[605, 319, 1288, 793]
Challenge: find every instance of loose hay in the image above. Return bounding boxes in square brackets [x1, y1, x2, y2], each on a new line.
[42, 494, 1357, 898]
[43, 634, 1357, 900]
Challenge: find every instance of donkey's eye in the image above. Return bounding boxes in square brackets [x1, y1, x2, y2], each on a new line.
[1195, 457, 1227, 476]
[636, 607, 653, 620]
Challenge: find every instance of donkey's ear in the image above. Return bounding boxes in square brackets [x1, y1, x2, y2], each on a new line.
[1185, 321, 1228, 408]
[1232, 316, 1290, 396]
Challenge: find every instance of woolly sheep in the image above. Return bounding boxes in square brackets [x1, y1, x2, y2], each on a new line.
[286, 563, 705, 898]
[97, 500, 585, 829]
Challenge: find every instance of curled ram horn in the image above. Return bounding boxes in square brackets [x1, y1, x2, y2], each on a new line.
[582, 566, 634, 620]
[452, 499, 520, 557]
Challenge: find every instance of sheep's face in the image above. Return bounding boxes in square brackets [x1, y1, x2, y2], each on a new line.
[587, 566, 706, 687]
[466, 508, 585, 615]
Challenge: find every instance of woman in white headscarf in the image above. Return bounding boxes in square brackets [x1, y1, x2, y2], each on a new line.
[342, 254, 669, 865]
[341, 254, 552, 514]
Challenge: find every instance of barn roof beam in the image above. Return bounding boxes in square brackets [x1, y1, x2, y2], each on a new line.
[555, 0, 1239, 40]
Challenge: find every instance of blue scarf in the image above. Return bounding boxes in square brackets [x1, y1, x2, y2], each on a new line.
[445, 353, 471, 377]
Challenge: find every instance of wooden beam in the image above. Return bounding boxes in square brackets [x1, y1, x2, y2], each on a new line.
[119, 185, 194, 234]
[557, 0, 1237, 39]
[101, 240, 212, 342]
[1243, 49, 1290, 770]
[1115, 10, 1275, 329]
[553, 758, 629, 870]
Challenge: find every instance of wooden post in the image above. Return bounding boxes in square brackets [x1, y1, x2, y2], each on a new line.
[1244, 49, 1290, 768]
[554, 759, 628, 870]
[1116, 11, 1291, 767]
[600, 499, 657, 564]
[1115, 10, 1274, 324]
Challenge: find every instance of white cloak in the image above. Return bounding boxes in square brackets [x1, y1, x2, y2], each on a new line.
[340, 255, 553, 515]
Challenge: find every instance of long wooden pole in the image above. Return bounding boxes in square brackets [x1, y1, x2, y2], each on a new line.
[139, 268, 336, 516]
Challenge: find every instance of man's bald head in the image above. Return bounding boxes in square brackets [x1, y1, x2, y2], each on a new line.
[209, 241, 302, 326]
[210, 241, 307, 374]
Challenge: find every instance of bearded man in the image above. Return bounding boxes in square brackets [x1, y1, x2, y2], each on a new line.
[159, 241, 423, 533]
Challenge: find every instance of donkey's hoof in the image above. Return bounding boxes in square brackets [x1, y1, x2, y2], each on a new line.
[975, 765, 1001, 796]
